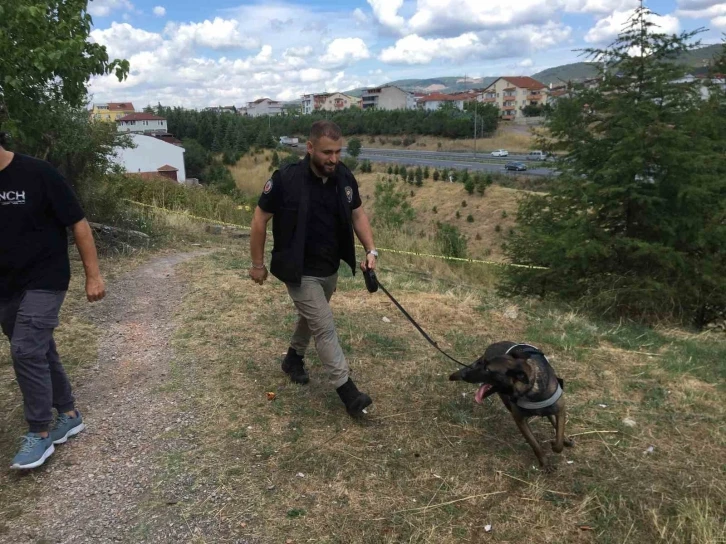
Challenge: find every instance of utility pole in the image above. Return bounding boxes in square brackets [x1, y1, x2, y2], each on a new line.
[474, 99, 477, 157]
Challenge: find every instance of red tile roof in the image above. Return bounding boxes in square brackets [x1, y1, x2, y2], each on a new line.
[107, 102, 135, 111]
[117, 113, 166, 122]
[502, 76, 546, 90]
[157, 164, 179, 172]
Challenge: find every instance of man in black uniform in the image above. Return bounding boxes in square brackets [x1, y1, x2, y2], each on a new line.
[0, 132, 106, 469]
[249, 121, 377, 416]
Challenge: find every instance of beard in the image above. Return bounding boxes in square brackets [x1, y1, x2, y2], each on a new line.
[311, 154, 337, 176]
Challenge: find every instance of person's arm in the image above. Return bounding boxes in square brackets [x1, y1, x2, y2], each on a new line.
[352, 207, 377, 271]
[71, 219, 106, 302]
[249, 206, 274, 284]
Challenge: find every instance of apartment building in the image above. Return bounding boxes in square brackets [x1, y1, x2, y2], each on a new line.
[116, 112, 168, 134]
[361, 85, 416, 111]
[246, 98, 284, 117]
[91, 102, 135, 122]
[301, 92, 361, 114]
[479, 77, 547, 119]
[417, 92, 475, 111]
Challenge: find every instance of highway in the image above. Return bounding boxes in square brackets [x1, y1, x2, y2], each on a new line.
[347, 147, 557, 177]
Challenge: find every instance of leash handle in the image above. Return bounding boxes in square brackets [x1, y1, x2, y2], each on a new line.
[365, 267, 471, 369]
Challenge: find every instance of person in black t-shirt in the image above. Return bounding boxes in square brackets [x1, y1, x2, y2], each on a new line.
[0, 133, 106, 469]
[249, 121, 377, 417]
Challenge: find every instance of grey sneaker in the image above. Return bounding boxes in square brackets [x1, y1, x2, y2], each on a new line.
[50, 410, 85, 445]
[10, 433, 55, 470]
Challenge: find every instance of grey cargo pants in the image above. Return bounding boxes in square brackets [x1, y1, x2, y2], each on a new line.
[0, 290, 74, 433]
[285, 274, 350, 388]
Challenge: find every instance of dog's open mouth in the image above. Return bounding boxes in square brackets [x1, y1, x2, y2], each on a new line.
[475, 384, 493, 404]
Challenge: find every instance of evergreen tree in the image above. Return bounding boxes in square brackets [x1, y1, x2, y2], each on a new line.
[424, 166, 430, 179]
[433, 169, 440, 181]
[414, 166, 423, 184]
[502, 5, 726, 325]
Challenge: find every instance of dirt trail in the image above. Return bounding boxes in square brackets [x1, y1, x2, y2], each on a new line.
[3, 251, 215, 544]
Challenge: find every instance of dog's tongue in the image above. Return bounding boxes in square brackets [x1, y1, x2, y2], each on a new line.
[475, 384, 492, 404]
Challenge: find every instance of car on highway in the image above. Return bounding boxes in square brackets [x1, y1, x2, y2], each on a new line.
[491, 149, 509, 157]
[504, 161, 527, 171]
[526, 150, 550, 161]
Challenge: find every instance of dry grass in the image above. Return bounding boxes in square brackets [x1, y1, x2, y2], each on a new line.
[145, 249, 726, 544]
[229, 148, 281, 196]
[355, 172, 522, 262]
[361, 127, 539, 153]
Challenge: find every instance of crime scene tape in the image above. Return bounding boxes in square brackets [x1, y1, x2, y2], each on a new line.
[124, 199, 548, 270]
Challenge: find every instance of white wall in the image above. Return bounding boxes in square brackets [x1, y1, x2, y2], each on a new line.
[117, 119, 168, 133]
[112, 134, 186, 182]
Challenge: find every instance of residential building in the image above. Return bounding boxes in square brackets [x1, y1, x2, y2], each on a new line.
[246, 98, 284, 117]
[361, 85, 416, 111]
[111, 134, 186, 182]
[91, 102, 136, 122]
[479, 77, 548, 119]
[418, 92, 474, 111]
[116, 113, 168, 134]
[301, 92, 361, 114]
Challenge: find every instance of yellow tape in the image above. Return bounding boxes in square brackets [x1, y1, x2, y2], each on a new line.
[124, 199, 548, 270]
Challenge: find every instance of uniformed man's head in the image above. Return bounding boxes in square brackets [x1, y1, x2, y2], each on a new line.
[307, 120, 342, 177]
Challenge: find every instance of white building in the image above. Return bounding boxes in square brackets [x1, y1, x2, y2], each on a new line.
[301, 92, 361, 114]
[116, 113, 168, 134]
[418, 93, 471, 111]
[361, 86, 416, 111]
[246, 98, 284, 117]
[112, 134, 186, 183]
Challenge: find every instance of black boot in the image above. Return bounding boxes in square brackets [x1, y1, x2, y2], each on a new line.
[281, 348, 309, 384]
[336, 378, 372, 416]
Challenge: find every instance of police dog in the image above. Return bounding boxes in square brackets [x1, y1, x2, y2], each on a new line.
[449, 341, 573, 471]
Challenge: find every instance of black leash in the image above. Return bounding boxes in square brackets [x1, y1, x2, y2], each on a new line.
[364, 268, 472, 369]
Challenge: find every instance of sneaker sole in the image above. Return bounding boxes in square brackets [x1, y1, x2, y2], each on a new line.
[10, 444, 55, 470]
[52, 422, 86, 445]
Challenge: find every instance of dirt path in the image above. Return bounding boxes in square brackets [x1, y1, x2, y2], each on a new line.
[3, 251, 212, 544]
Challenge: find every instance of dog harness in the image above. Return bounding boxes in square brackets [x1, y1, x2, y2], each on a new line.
[506, 344, 564, 410]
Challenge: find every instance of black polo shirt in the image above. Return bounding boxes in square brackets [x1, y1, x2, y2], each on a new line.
[303, 172, 343, 277]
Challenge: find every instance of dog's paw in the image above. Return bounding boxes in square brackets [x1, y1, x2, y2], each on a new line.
[564, 437, 575, 448]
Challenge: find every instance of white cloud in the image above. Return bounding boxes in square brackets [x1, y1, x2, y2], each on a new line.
[153, 6, 166, 17]
[585, 9, 680, 43]
[284, 46, 313, 58]
[380, 23, 571, 64]
[166, 17, 259, 50]
[319, 38, 371, 67]
[88, 0, 134, 17]
[518, 58, 534, 68]
[676, 1, 726, 29]
[90, 23, 164, 59]
[366, 0, 640, 37]
[366, 0, 406, 34]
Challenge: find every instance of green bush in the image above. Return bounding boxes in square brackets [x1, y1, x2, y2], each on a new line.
[435, 222, 467, 259]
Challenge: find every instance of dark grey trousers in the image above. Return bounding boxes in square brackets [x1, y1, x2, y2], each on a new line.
[0, 290, 74, 433]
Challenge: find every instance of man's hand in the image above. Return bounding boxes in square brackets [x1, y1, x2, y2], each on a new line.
[360, 253, 377, 272]
[249, 265, 269, 285]
[86, 275, 106, 302]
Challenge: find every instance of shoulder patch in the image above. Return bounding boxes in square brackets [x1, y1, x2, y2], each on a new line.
[344, 186, 353, 203]
[263, 178, 273, 194]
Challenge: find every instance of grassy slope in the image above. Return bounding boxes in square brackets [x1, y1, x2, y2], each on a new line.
[154, 248, 725, 543]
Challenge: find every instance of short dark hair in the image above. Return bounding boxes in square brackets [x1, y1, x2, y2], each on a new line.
[309, 120, 342, 142]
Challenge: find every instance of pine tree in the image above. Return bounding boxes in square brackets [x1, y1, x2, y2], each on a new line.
[414, 166, 423, 184]
[433, 169, 440, 181]
[503, 4, 726, 325]
[424, 166, 430, 179]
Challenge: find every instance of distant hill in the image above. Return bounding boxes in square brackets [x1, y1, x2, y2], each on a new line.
[531, 44, 723, 85]
[344, 76, 499, 97]
[337, 44, 724, 98]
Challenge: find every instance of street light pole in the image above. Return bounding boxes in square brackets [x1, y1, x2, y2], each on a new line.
[474, 99, 477, 157]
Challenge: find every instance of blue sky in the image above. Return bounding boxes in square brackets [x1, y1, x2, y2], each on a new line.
[87, 0, 725, 108]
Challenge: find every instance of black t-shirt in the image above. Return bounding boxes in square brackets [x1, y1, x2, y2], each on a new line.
[0, 153, 85, 297]
[258, 165, 362, 278]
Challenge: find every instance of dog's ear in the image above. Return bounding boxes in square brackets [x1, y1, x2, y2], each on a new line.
[505, 360, 531, 385]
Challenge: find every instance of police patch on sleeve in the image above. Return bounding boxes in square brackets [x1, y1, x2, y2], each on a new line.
[263, 178, 273, 194]
[344, 186, 353, 203]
